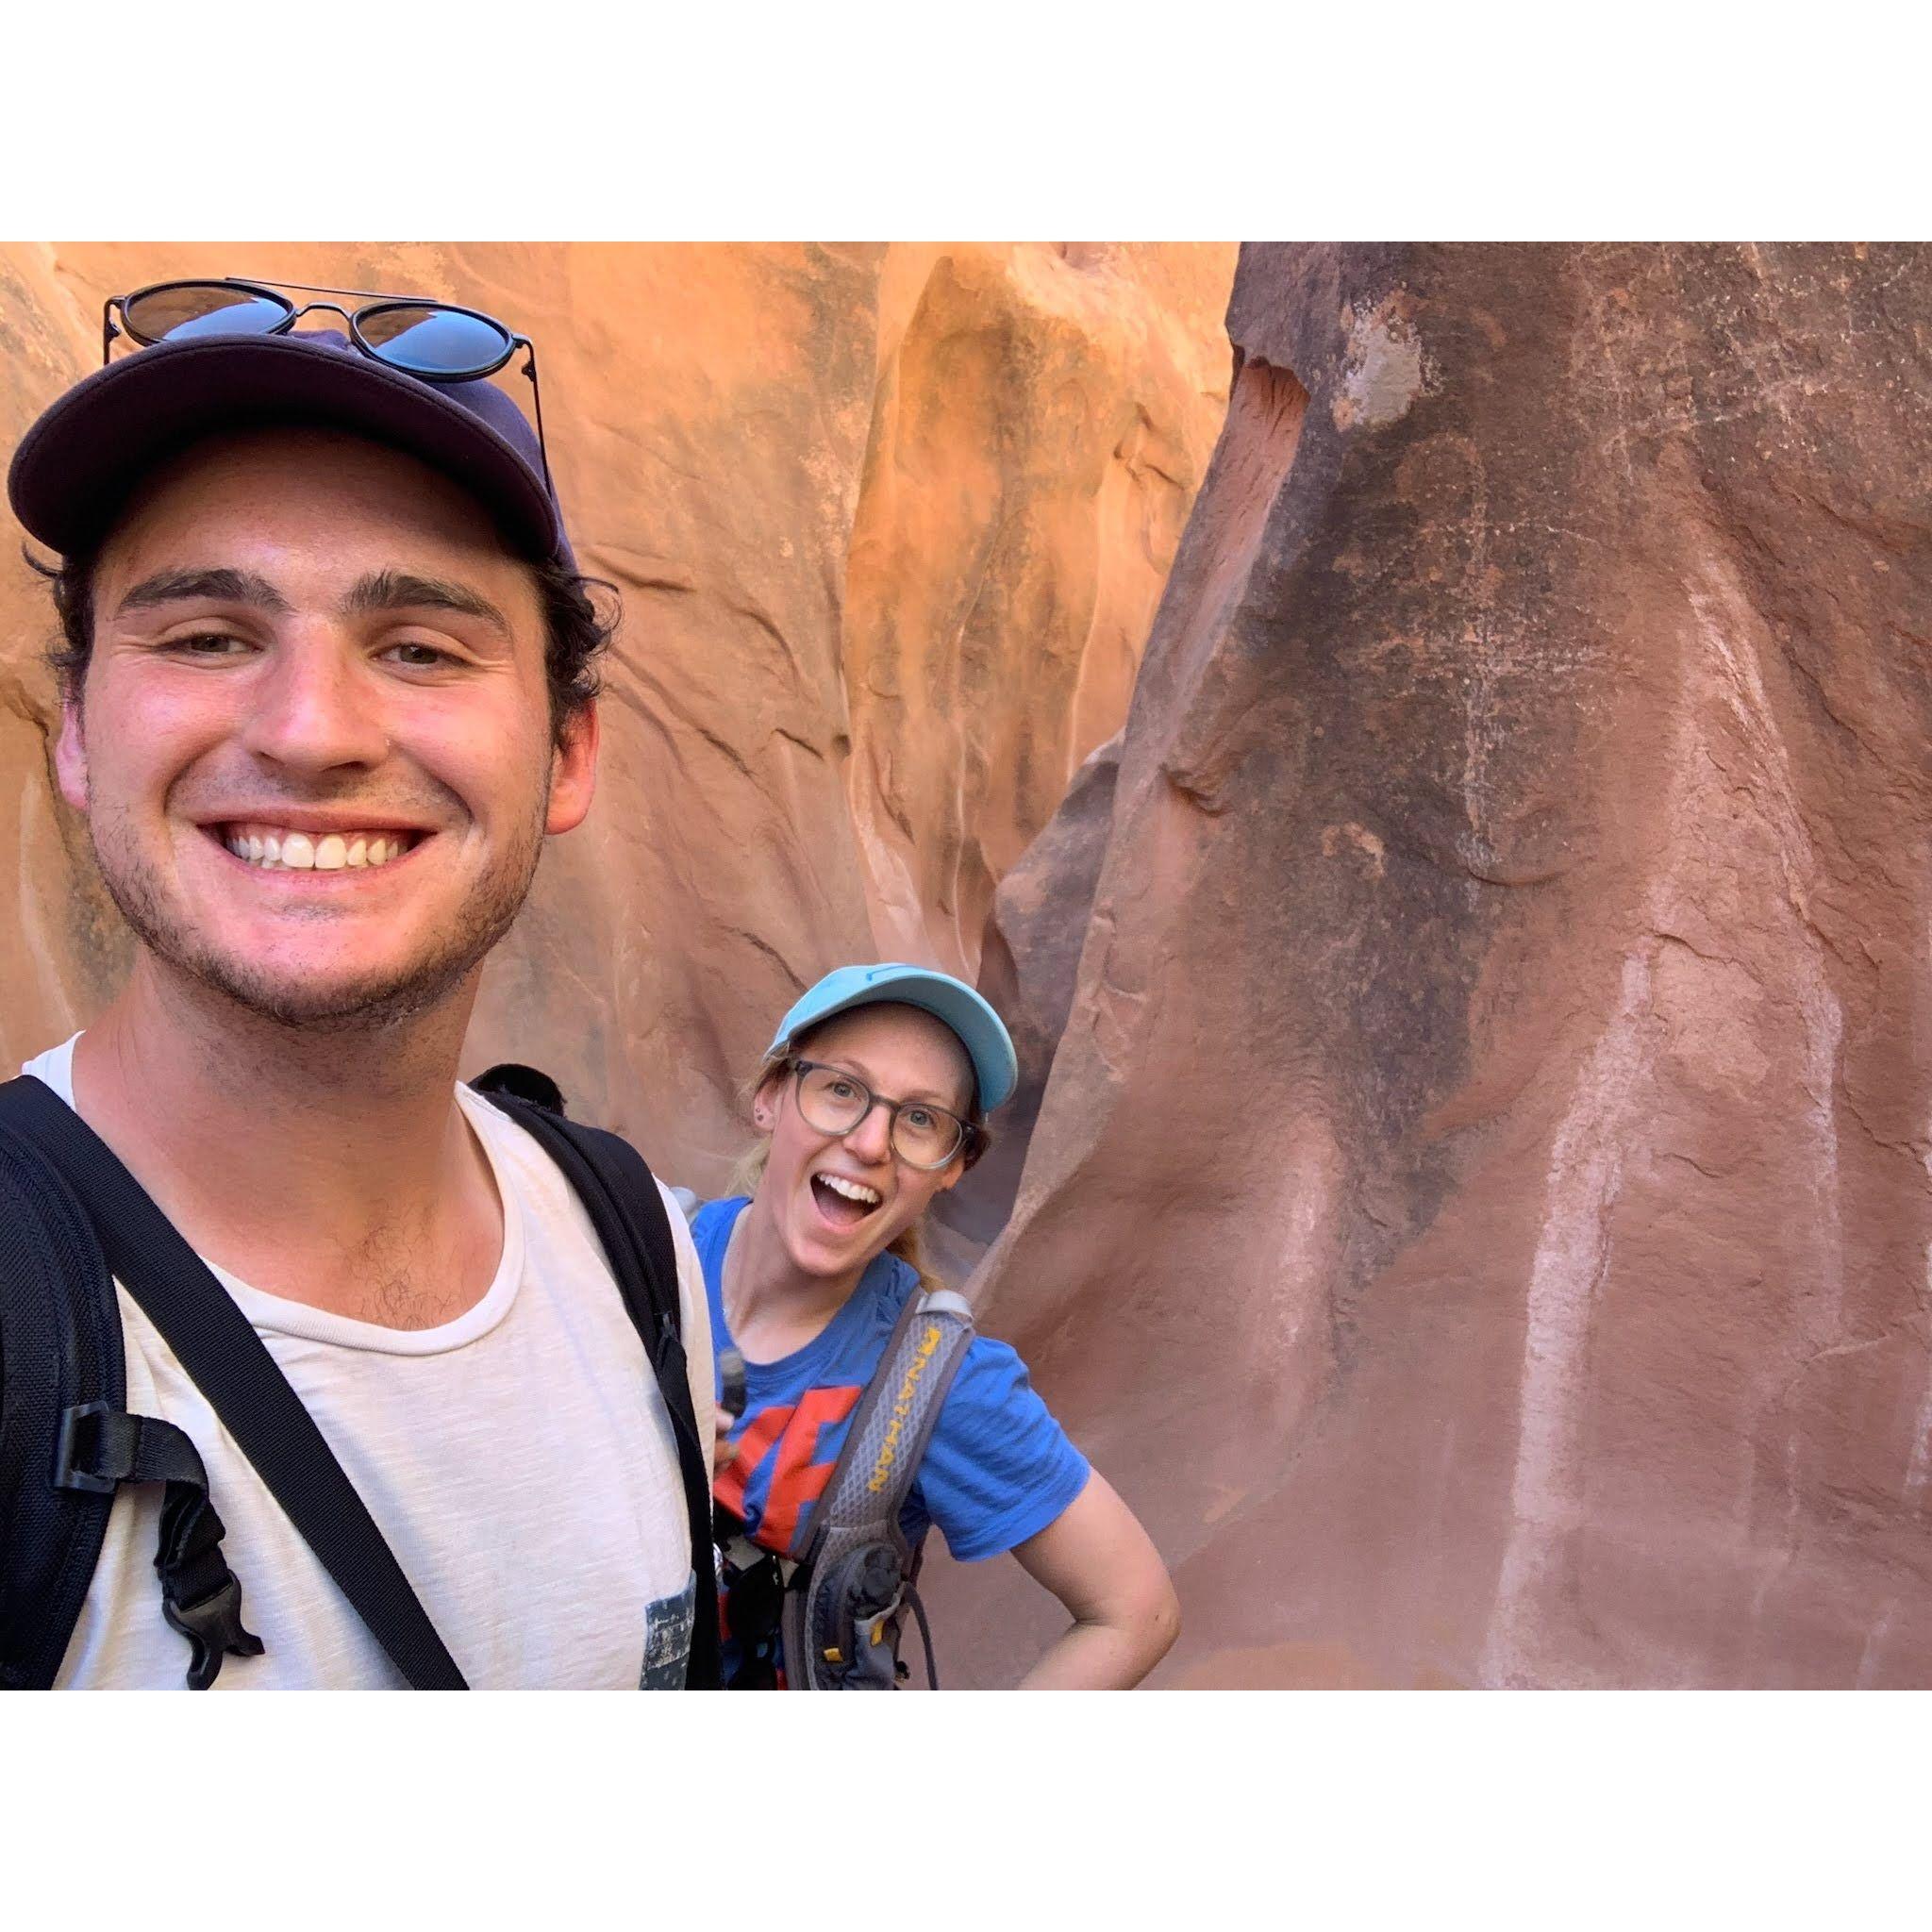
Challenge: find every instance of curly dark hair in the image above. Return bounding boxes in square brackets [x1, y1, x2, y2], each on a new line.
[25, 538, 615, 745]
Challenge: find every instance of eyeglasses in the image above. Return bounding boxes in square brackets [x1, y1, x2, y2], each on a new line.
[785, 1058, 979, 1172]
[100, 275, 552, 490]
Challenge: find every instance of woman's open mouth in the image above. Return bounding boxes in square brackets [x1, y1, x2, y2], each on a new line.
[209, 821, 429, 873]
[810, 1171, 883, 1230]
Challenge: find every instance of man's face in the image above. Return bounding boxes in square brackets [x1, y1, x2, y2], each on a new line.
[57, 426, 597, 1031]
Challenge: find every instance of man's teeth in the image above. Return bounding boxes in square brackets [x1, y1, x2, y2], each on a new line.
[819, 1174, 882, 1207]
[221, 825, 412, 871]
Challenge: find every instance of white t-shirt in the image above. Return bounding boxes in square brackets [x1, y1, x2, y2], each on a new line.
[20, 1034, 713, 1690]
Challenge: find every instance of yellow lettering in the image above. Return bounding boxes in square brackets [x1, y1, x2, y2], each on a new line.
[866, 1322, 947, 1493]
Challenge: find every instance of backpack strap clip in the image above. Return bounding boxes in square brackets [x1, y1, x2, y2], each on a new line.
[161, 1571, 263, 1691]
[52, 1400, 264, 1689]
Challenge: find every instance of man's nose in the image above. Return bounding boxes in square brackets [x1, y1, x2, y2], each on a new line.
[842, 1098, 895, 1164]
[239, 626, 390, 773]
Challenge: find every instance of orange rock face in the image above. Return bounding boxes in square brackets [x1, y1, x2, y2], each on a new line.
[924, 242, 1932, 1688]
[0, 242, 1235, 1193]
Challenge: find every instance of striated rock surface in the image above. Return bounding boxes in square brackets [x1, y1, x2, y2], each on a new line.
[0, 241, 1234, 1191]
[938, 729, 1123, 1252]
[924, 242, 1932, 1689]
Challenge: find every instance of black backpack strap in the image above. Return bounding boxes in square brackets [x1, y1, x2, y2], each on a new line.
[0, 1107, 125, 1689]
[0, 1094, 263, 1690]
[482, 1094, 723, 1691]
[0, 1075, 466, 1690]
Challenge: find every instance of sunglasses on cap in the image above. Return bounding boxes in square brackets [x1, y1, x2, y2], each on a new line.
[99, 275, 553, 488]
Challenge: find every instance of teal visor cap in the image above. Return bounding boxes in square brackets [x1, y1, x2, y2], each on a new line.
[767, 963, 1018, 1113]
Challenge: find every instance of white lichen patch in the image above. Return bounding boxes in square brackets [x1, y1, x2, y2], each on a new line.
[1332, 300, 1428, 432]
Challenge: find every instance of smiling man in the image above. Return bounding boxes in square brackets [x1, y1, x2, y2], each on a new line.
[0, 282, 716, 1689]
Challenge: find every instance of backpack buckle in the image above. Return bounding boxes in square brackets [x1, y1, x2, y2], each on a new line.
[52, 1401, 118, 1495]
[161, 1571, 265, 1691]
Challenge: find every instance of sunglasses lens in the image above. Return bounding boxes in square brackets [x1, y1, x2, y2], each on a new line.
[124, 282, 291, 344]
[359, 304, 511, 377]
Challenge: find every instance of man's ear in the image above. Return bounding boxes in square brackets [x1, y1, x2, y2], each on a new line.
[545, 698, 599, 836]
[54, 691, 89, 813]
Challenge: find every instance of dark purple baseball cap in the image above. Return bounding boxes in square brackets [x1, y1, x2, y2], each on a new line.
[8, 325, 575, 569]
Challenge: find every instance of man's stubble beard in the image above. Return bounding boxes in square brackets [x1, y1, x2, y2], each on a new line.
[88, 791, 551, 1037]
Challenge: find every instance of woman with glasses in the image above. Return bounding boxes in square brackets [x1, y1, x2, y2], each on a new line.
[689, 963, 1179, 1689]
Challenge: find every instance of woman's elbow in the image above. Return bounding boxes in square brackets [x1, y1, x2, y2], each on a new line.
[1109, 1567, 1180, 1678]
[1143, 1574, 1182, 1665]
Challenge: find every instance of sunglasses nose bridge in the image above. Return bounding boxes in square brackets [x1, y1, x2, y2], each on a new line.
[284, 297, 355, 329]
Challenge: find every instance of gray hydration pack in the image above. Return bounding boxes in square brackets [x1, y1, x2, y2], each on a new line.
[677, 1184, 977, 1691]
[779, 1283, 975, 1690]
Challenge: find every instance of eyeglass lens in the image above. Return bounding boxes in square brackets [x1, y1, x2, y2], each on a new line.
[359, 304, 511, 376]
[795, 1065, 962, 1167]
[124, 283, 291, 344]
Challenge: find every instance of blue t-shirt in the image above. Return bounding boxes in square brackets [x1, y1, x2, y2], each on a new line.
[694, 1197, 1090, 1570]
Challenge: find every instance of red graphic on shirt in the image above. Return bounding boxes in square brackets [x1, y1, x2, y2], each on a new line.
[713, 1384, 862, 1553]
[712, 1406, 791, 1520]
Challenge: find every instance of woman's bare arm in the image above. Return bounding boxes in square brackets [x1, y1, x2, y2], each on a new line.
[1008, 1470, 1180, 1689]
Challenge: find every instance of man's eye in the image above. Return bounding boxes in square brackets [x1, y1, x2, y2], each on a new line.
[384, 641, 456, 669]
[167, 631, 251, 658]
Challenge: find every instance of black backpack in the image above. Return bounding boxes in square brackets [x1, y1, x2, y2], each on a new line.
[0, 1070, 722, 1691]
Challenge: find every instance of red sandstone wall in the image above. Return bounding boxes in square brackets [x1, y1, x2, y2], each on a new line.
[926, 242, 1932, 1690]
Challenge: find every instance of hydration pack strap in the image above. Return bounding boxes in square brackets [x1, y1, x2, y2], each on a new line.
[0, 1076, 468, 1690]
[783, 1286, 974, 1690]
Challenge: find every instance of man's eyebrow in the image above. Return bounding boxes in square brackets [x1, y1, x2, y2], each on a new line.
[114, 568, 291, 616]
[342, 570, 511, 638]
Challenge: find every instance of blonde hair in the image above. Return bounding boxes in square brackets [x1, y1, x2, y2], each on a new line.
[727, 1027, 990, 1299]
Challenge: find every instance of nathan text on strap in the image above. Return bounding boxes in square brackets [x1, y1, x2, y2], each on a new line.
[0, 1074, 467, 1690]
